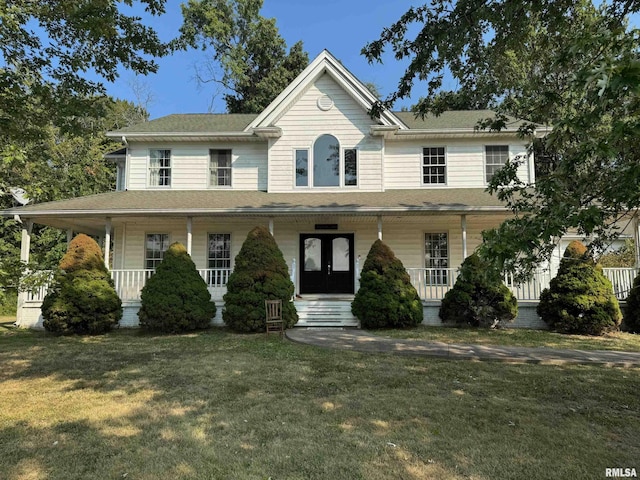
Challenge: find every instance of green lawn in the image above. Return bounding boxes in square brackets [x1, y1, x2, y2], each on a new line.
[370, 325, 640, 352]
[1, 326, 639, 480]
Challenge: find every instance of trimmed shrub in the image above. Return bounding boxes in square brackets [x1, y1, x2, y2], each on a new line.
[138, 242, 216, 333]
[439, 253, 518, 327]
[223, 226, 297, 332]
[537, 240, 622, 335]
[623, 273, 640, 333]
[42, 234, 122, 334]
[351, 240, 423, 329]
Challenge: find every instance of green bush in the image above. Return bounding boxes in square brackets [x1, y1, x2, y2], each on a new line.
[538, 240, 622, 335]
[351, 240, 423, 329]
[439, 253, 518, 327]
[138, 242, 216, 333]
[42, 234, 122, 334]
[623, 273, 640, 333]
[223, 226, 297, 332]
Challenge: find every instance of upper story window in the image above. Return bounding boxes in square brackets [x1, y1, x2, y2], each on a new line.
[115, 161, 126, 191]
[296, 135, 358, 188]
[313, 134, 340, 187]
[422, 147, 446, 184]
[145, 233, 170, 269]
[210, 149, 232, 187]
[485, 145, 509, 183]
[149, 149, 171, 187]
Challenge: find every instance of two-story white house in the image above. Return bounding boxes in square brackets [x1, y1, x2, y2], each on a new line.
[11, 50, 632, 329]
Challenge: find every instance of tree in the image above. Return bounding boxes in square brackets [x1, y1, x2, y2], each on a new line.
[42, 234, 122, 334]
[0, 1, 167, 144]
[623, 273, 640, 333]
[362, 0, 640, 281]
[223, 226, 297, 332]
[138, 242, 216, 333]
[351, 240, 423, 329]
[178, 0, 308, 113]
[537, 241, 622, 335]
[439, 254, 518, 328]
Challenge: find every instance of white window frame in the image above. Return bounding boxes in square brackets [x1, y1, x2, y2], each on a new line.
[209, 149, 233, 188]
[144, 233, 170, 269]
[294, 148, 310, 188]
[424, 232, 450, 285]
[421, 146, 447, 185]
[294, 135, 359, 189]
[115, 161, 126, 191]
[207, 233, 232, 270]
[148, 149, 171, 188]
[484, 145, 510, 184]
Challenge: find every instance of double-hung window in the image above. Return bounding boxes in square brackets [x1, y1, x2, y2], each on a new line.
[210, 149, 232, 187]
[425, 233, 449, 285]
[344, 148, 357, 186]
[485, 145, 509, 183]
[145, 233, 170, 269]
[149, 149, 171, 187]
[422, 147, 446, 184]
[207, 233, 231, 286]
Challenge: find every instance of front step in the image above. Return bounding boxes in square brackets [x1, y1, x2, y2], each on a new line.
[294, 299, 359, 327]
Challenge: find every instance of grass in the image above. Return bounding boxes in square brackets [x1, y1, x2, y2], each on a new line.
[1, 326, 639, 479]
[370, 325, 640, 352]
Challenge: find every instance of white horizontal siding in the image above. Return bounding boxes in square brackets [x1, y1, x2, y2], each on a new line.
[385, 140, 532, 189]
[270, 73, 383, 192]
[125, 142, 267, 191]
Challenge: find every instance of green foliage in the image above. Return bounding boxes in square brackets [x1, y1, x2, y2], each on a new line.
[0, 1, 167, 143]
[538, 241, 622, 335]
[138, 243, 216, 333]
[439, 254, 518, 328]
[42, 234, 121, 334]
[178, 0, 308, 113]
[623, 273, 640, 333]
[351, 240, 423, 329]
[598, 239, 636, 268]
[223, 226, 297, 332]
[364, 0, 640, 281]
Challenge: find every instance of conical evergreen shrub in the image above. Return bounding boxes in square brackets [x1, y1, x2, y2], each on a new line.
[42, 234, 122, 334]
[440, 253, 518, 327]
[538, 240, 622, 335]
[623, 272, 640, 333]
[223, 226, 297, 332]
[138, 242, 216, 333]
[351, 240, 423, 329]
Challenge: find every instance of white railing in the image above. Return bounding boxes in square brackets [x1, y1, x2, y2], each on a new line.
[504, 270, 552, 301]
[110, 268, 231, 302]
[407, 268, 459, 300]
[603, 268, 638, 300]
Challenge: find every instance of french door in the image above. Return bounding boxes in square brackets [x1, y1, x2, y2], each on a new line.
[299, 234, 354, 294]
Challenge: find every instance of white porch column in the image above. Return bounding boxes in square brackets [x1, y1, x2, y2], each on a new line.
[377, 216, 383, 241]
[17, 220, 33, 326]
[20, 220, 33, 264]
[66, 229, 73, 245]
[461, 215, 468, 260]
[186, 217, 193, 255]
[269, 217, 274, 236]
[104, 218, 112, 269]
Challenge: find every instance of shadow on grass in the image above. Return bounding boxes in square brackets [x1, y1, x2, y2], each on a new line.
[1, 329, 639, 479]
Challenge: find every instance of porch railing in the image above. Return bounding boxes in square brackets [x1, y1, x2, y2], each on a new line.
[20, 266, 640, 304]
[110, 268, 231, 302]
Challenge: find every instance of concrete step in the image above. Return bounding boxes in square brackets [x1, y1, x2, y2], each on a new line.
[294, 300, 359, 327]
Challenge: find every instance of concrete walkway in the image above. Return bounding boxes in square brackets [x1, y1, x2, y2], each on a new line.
[286, 328, 640, 367]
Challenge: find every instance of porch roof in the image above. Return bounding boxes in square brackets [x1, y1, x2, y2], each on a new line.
[3, 189, 508, 219]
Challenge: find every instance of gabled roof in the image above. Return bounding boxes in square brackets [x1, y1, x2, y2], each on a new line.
[246, 50, 406, 130]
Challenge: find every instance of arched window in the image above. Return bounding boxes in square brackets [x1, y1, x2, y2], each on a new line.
[313, 134, 340, 187]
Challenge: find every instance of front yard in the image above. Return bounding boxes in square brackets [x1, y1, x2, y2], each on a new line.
[1, 321, 639, 479]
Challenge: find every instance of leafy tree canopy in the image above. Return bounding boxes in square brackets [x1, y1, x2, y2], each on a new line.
[177, 0, 309, 113]
[363, 0, 640, 281]
[0, 0, 167, 142]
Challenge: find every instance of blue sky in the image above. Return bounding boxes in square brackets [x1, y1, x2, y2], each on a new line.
[106, 0, 424, 119]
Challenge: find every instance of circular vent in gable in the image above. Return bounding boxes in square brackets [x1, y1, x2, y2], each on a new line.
[317, 95, 334, 111]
